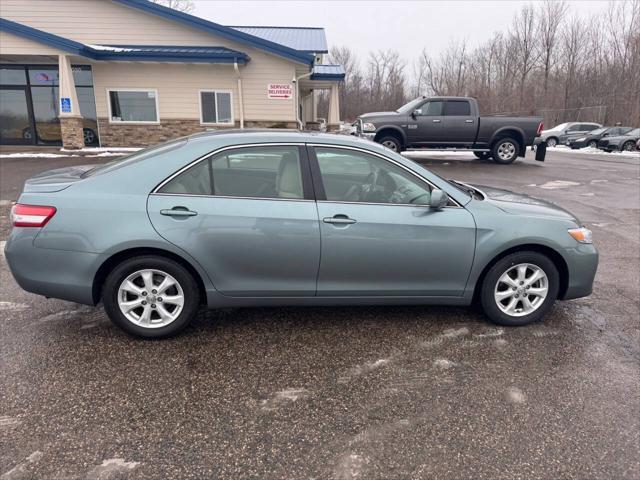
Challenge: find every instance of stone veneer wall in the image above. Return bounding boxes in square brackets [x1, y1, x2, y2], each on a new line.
[60, 117, 85, 149]
[97, 119, 298, 147]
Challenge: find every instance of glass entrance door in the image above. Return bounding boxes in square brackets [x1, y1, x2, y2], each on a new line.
[0, 88, 34, 145]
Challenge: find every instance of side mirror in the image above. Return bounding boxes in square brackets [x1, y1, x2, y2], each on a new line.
[603, 133, 609, 137]
[411, 109, 421, 118]
[429, 189, 448, 210]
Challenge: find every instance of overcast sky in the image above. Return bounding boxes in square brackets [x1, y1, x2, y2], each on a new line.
[193, 0, 611, 61]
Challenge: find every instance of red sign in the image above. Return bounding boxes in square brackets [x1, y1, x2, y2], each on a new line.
[267, 83, 292, 100]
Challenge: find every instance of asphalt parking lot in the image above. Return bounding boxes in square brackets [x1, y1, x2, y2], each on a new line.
[1, 148, 638, 479]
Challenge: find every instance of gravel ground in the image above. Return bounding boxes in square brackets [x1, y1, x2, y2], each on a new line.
[0, 148, 638, 479]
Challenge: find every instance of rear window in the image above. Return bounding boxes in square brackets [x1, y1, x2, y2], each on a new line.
[444, 101, 471, 116]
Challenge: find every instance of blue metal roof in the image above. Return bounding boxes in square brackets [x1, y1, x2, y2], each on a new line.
[311, 64, 345, 81]
[87, 44, 249, 63]
[230, 26, 328, 53]
[113, 0, 314, 66]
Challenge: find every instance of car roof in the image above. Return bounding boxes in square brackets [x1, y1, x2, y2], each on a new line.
[186, 128, 386, 150]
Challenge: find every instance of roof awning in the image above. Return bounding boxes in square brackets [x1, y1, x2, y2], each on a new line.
[86, 44, 249, 64]
[310, 64, 345, 81]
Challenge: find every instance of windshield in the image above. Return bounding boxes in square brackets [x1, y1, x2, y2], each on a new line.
[550, 123, 569, 131]
[589, 128, 607, 135]
[82, 138, 187, 177]
[626, 128, 640, 136]
[396, 97, 426, 114]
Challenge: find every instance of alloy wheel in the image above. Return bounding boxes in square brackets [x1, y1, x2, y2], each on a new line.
[382, 140, 398, 152]
[494, 263, 548, 317]
[547, 138, 557, 148]
[83, 129, 95, 144]
[497, 141, 516, 161]
[117, 269, 184, 328]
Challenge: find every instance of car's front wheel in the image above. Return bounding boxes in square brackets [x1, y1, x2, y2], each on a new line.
[587, 140, 598, 148]
[377, 135, 402, 153]
[480, 251, 559, 326]
[102, 255, 200, 338]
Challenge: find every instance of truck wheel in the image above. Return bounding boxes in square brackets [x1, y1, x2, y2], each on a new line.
[473, 151, 492, 160]
[377, 135, 402, 153]
[492, 137, 520, 164]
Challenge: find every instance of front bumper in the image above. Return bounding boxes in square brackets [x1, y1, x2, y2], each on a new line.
[560, 243, 599, 300]
[5, 229, 101, 305]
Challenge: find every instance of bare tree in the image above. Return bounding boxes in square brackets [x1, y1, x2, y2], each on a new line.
[538, 0, 568, 102]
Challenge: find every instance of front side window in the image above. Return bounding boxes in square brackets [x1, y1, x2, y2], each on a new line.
[314, 147, 432, 205]
[159, 145, 304, 199]
[200, 91, 233, 124]
[108, 89, 158, 123]
[444, 100, 471, 116]
[417, 101, 443, 116]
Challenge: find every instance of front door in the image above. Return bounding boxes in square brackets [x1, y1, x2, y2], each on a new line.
[310, 145, 476, 296]
[148, 144, 320, 297]
[406, 99, 444, 145]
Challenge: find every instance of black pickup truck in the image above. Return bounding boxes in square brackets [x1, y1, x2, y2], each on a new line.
[356, 96, 546, 164]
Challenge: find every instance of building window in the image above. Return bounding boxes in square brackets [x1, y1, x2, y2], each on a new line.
[200, 90, 233, 125]
[108, 89, 159, 123]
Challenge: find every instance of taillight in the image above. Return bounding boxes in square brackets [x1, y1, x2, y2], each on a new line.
[10, 204, 57, 227]
[537, 121, 544, 136]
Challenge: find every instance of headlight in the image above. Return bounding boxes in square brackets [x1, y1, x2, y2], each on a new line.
[362, 122, 376, 132]
[568, 227, 593, 244]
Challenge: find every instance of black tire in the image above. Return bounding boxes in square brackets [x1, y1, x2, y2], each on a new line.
[22, 128, 33, 140]
[546, 137, 558, 148]
[377, 135, 402, 153]
[587, 140, 598, 148]
[473, 151, 492, 160]
[83, 128, 96, 145]
[491, 137, 520, 164]
[102, 255, 200, 338]
[480, 251, 559, 327]
[622, 140, 635, 152]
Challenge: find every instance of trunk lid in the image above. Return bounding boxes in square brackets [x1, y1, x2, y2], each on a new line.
[23, 164, 96, 193]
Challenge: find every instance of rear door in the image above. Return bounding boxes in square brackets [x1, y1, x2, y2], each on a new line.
[442, 99, 477, 144]
[148, 144, 320, 297]
[309, 145, 476, 297]
[406, 100, 444, 145]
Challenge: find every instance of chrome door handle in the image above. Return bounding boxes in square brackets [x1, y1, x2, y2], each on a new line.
[323, 215, 356, 225]
[432, 119, 441, 123]
[465, 119, 474, 123]
[160, 207, 198, 217]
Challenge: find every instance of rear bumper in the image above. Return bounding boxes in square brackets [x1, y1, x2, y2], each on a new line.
[5, 229, 99, 305]
[560, 244, 599, 300]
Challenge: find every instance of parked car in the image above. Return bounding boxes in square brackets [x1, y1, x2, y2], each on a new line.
[637, 138, 640, 150]
[597, 128, 640, 152]
[21, 119, 99, 145]
[5, 131, 598, 338]
[538, 122, 602, 148]
[355, 96, 544, 164]
[567, 126, 634, 149]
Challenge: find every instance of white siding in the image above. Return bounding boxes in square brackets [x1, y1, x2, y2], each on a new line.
[0, 0, 300, 122]
[0, 30, 66, 56]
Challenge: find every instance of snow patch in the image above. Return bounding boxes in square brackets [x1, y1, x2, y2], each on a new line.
[86, 459, 140, 480]
[442, 327, 470, 338]
[433, 358, 455, 369]
[260, 388, 309, 410]
[339, 358, 391, 383]
[590, 179, 608, 184]
[495, 338, 508, 346]
[0, 152, 78, 158]
[334, 453, 368, 479]
[1, 451, 43, 480]
[538, 180, 580, 189]
[60, 147, 140, 153]
[506, 387, 526, 404]
[474, 328, 504, 338]
[0, 416, 21, 428]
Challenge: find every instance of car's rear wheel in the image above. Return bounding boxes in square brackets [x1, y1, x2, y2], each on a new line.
[103, 256, 200, 338]
[491, 137, 520, 164]
[480, 251, 559, 326]
[546, 137, 558, 148]
[622, 140, 636, 152]
[83, 128, 96, 145]
[473, 151, 492, 160]
[377, 135, 402, 152]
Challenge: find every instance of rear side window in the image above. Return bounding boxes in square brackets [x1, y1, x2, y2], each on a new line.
[444, 100, 471, 116]
[158, 145, 304, 199]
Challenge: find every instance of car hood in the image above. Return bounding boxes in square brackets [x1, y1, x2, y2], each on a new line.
[470, 183, 580, 223]
[358, 111, 400, 121]
[23, 164, 96, 193]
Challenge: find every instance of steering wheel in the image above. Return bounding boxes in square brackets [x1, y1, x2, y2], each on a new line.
[363, 168, 396, 202]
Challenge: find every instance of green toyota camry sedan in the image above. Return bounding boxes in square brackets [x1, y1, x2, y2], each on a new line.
[5, 130, 598, 338]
